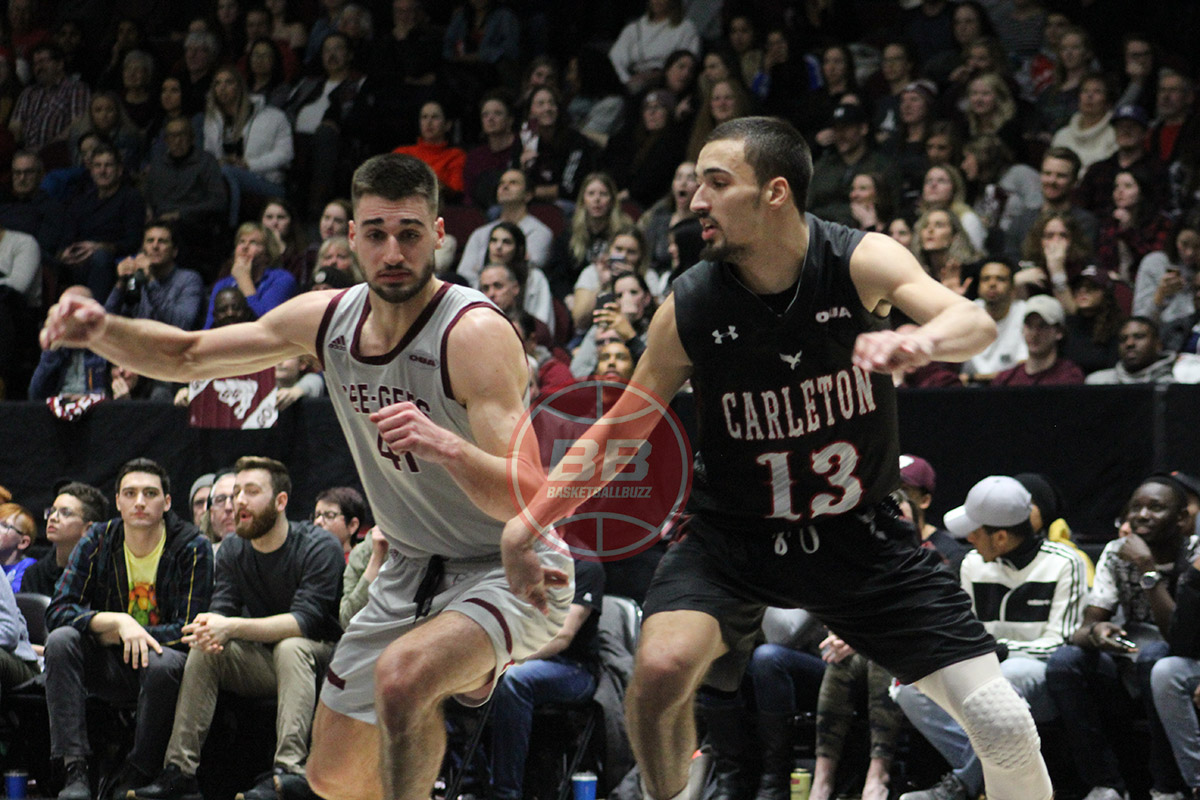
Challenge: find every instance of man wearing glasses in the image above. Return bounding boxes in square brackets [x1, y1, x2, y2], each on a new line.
[22, 481, 107, 598]
[312, 487, 369, 560]
[205, 471, 238, 553]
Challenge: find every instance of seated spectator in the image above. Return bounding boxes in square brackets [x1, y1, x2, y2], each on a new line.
[1033, 26, 1094, 142]
[1134, 216, 1200, 352]
[301, 0, 341, 65]
[261, 198, 308, 286]
[805, 44, 860, 152]
[0, 503, 37, 590]
[1076, 103, 1163, 216]
[188, 475, 214, 528]
[1004, 147, 1098, 266]
[368, 0, 440, 150]
[1062, 265, 1124, 375]
[142, 117, 227, 278]
[512, 311, 572, 398]
[476, 225, 553, 332]
[304, 198, 352, 275]
[608, 0, 699, 94]
[962, 261, 1028, 381]
[204, 222, 298, 328]
[313, 486, 368, 560]
[640, 160, 697, 276]
[725, 15, 763, 90]
[442, 0, 520, 102]
[1168, 274, 1200, 357]
[923, 121, 962, 173]
[27, 346, 109, 404]
[458, 169, 553, 283]
[845, 171, 894, 235]
[67, 91, 145, 173]
[918, 164, 986, 252]
[46, 458, 213, 800]
[392, 99, 466, 201]
[602, 89, 688, 210]
[0, 222, 40, 309]
[992, 295, 1085, 385]
[1013, 472, 1095, 585]
[204, 470, 237, 553]
[1086, 316, 1178, 384]
[144, 77, 191, 165]
[910, 209, 982, 297]
[1150, 538, 1200, 800]
[867, 40, 918, 143]
[314, 236, 364, 284]
[173, 30, 219, 118]
[1050, 72, 1117, 177]
[105, 221, 205, 332]
[463, 91, 520, 211]
[887, 217, 914, 249]
[201, 65, 293, 227]
[897, 475, 1086, 800]
[1048, 475, 1197, 800]
[57, 142, 145, 301]
[242, 36, 293, 108]
[0, 547, 38, 687]
[898, 454, 969, 576]
[571, 271, 656, 378]
[546, 172, 631, 301]
[961, 134, 1041, 255]
[1096, 166, 1172, 282]
[808, 104, 895, 227]
[0, 149, 63, 256]
[23, 482, 107, 598]
[879, 80, 936, 207]
[130, 456, 342, 800]
[519, 86, 595, 208]
[685, 77, 752, 163]
[1014, 211, 1094, 313]
[340, 525, 386, 628]
[962, 71, 1025, 165]
[9, 43, 90, 162]
[274, 355, 324, 409]
[572, 227, 652, 331]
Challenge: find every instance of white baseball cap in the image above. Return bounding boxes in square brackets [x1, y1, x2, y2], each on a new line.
[1024, 295, 1065, 327]
[944, 476, 1032, 539]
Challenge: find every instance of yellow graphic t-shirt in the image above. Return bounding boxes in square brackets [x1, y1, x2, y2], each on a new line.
[125, 534, 165, 628]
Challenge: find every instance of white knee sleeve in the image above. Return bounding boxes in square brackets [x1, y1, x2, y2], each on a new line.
[957, 677, 1041, 771]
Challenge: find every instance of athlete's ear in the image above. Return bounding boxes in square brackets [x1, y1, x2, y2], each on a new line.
[348, 219, 356, 252]
[764, 176, 790, 209]
[435, 216, 445, 251]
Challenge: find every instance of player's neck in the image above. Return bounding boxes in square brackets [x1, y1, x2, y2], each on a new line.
[361, 277, 444, 354]
[731, 218, 809, 294]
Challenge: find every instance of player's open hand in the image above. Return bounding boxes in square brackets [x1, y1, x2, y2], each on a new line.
[501, 516, 568, 614]
[371, 401, 459, 465]
[852, 325, 934, 374]
[40, 287, 106, 351]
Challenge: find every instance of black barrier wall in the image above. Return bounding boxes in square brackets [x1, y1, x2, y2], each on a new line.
[1, 387, 1196, 539]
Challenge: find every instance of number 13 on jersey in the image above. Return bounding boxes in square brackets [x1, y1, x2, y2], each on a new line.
[757, 441, 862, 522]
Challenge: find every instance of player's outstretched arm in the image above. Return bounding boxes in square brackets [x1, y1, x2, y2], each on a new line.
[503, 296, 693, 611]
[41, 288, 332, 382]
[848, 232, 997, 373]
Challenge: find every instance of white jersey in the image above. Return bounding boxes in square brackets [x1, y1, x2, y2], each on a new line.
[318, 282, 518, 559]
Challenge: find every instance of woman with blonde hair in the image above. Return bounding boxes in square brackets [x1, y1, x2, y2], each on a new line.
[918, 164, 987, 252]
[314, 235, 365, 284]
[911, 208, 983, 296]
[686, 77, 753, 160]
[964, 72, 1022, 158]
[203, 221, 296, 328]
[546, 172, 632, 300]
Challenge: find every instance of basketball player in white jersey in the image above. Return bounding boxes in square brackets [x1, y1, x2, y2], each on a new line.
[40, 154, 573, 800]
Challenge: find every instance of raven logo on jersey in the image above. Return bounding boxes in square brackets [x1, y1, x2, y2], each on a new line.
[815, 307, 851, 323]
[712, 326, 738, 343]
[780, 351, 802, 370]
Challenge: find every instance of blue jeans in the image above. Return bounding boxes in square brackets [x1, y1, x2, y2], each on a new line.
[489, 656, 596, 800]
[1152, 655, 1200, 789]
[221, 165, 286, 227]
[895, 654, 1057, 796]
[747, 643, 826, 714]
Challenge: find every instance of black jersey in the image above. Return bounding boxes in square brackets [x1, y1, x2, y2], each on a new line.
[672, 214, 900, 532]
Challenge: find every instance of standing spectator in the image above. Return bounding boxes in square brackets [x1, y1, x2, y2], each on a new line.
[1095, 167, 1172, 282]
[0, 503, 37, 591]
[22, 482, 107, 598]
[129, 457, 342, 800]
[1050, 73, 1117, 177]
[608, 0, 699, 94]
[203, 222, 297, 328]
[392, 100, 467, 200]
[45, 458, 213, 800]
[104, 221, 205, 333]
[1062, 265, 1124, 375]
[200, 65, 293, 227]
[1075, 103, 1162, 216]
[992, 296, 1085, 385]
[57, 143, 145, 301]
[463, 91, 520, 211]
[8, 43, 89, 163]
[1135, 216, 1200, 351]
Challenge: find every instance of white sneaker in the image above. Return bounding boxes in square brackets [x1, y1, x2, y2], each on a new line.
[1082, 788, 1129, 800]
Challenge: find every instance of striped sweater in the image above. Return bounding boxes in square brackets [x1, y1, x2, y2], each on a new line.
[960, 537, 1088, 660]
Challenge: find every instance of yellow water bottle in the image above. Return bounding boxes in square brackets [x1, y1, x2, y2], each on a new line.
[789, 768, 811, 800]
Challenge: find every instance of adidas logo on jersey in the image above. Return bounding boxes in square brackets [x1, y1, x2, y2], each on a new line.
[328, 335, 347, 351]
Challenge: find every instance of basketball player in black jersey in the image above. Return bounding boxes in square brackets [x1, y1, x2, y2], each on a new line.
[503, 117, 1054, 800]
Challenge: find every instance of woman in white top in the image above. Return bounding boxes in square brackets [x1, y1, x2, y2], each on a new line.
[608, 0, 700, 93]
[1049, 72, 1116, 176]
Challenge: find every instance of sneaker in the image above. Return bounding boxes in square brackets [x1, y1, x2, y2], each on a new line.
[276, 772, 320, 800]
[234, 771, 281, 800]
[1082, 789, 1129, 800]
[130, 765, 202, 800]
[898, 773, 968, 800]
[58, 760, 92, 800]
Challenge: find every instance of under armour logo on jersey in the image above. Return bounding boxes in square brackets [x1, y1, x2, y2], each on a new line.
[712, 326, 738, 343]
[779, 351, 802, 370]
[327, 335, 347, 352]
[815, 306, 852, 323]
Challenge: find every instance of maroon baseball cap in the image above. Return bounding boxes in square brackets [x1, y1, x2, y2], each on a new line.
[899, 454, 936, 493]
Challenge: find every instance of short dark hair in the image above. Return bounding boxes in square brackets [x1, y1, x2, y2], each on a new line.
[1123, 315, 1160, 339]
[116, 458, 171, 496]
[706, 116, 812, 213]
[1137, 476, 1186, 517]
[315, 486, 369, 527]
[144, 219, 176, 242]
[56, 482, 108, 523]
[351, 153, 439, 217]
[1043, 146, 1082, 182]
[234, 456, 291, 496]
[90, 142, 122, 166]
[982, 519, 1034, 540]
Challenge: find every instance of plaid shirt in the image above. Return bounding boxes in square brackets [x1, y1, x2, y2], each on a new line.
[46, 512, 213, 649]
[11, 77, 89, 151]
[1095, 212, 1173, 280]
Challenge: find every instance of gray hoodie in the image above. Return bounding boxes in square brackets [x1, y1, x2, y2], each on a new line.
[1085, 351, 1178, 385]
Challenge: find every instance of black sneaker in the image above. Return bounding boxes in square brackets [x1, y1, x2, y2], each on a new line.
[58, 760, 92, 800]
[234, 770, 281, 800]
[276, 772, 321, 800]
[130, 765, 201, 800]
[898, 773, 969, 800]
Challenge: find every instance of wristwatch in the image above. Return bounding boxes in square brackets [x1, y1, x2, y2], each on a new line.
[1140, 570, 1163, 591]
